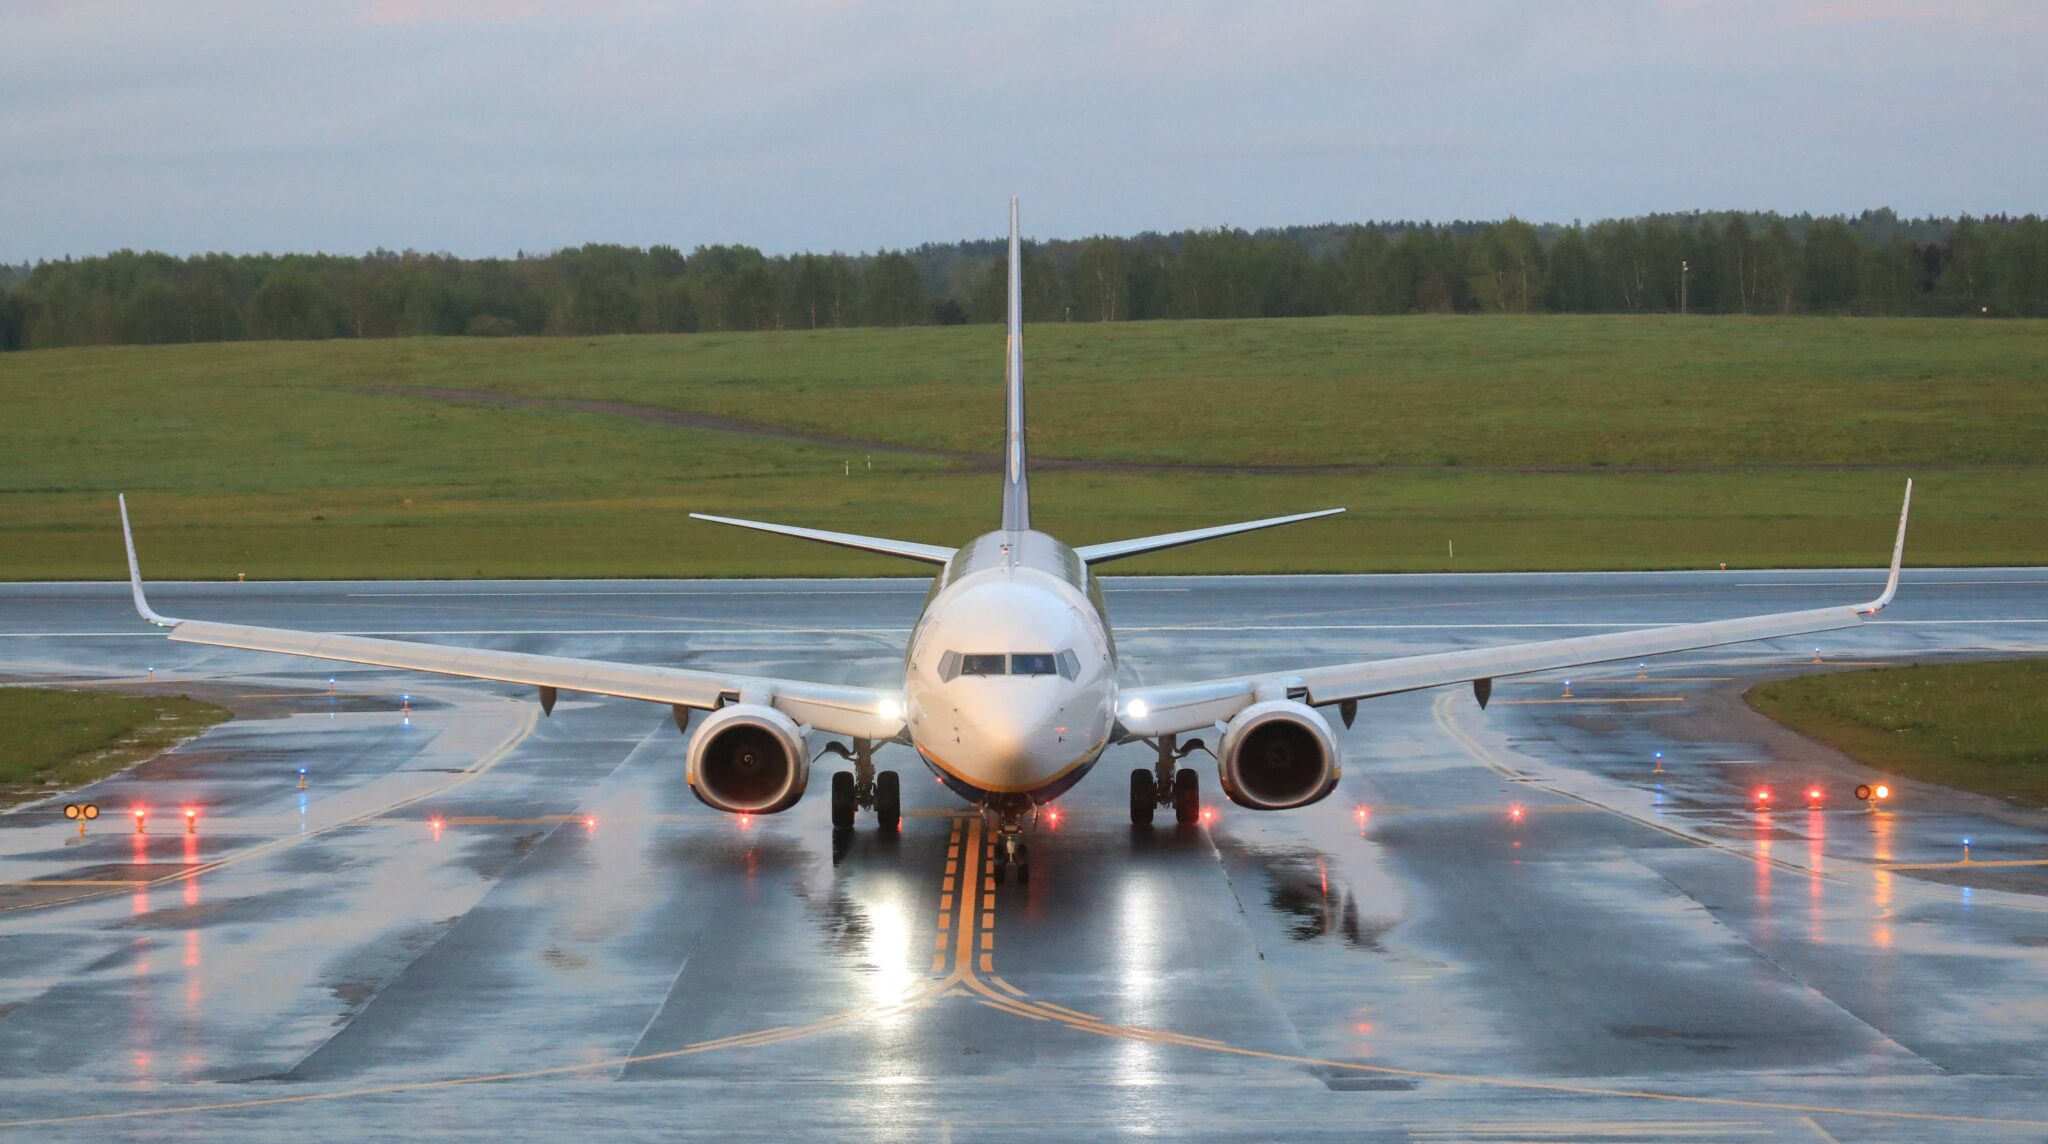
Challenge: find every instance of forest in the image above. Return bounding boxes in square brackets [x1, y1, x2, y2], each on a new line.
[2, 208, 2043, 351]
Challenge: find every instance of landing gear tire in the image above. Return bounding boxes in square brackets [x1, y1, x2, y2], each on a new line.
[875, 770, 901, 832]
[1173, 767, 1201, 826]
[993, 837, 1028, 885]
[1129, 768, 1156, 826]
[831, 771, 855, 830]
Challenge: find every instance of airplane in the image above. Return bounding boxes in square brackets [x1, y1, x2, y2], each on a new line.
[118, 198, 1914, 885]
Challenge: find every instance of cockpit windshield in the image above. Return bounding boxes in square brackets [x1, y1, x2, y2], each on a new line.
[939, 650, 1079, 681]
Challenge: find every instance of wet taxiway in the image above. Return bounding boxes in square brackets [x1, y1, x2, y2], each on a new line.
[1, 569, 2046, 1141]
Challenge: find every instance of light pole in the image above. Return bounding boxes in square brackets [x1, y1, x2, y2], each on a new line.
[1680, 260, 1690, 315]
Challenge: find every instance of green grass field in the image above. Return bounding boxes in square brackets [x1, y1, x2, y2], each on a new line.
[1748, 659, 2048, 807]
[0, 687, 230, 806]
[1, 316, 2042, 578]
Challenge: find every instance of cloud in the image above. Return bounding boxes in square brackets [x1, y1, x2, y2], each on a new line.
[0, 0, 2040, 261]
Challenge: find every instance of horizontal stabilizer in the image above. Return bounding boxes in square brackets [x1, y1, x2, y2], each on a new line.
[1074, 508, 1345, 565]
[689, 514, 955, 565]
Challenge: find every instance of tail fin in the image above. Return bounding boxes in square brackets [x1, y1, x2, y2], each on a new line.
[1001, 196, 1030, 532]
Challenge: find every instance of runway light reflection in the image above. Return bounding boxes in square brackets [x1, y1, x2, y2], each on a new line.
[1117, 873, 1165, 1082]
[856, 883, 917, 1028]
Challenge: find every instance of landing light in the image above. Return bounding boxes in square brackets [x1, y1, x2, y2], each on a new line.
[1508, 804, 1525, 822]
[878, 697, 904, 721]
[1126, 699, 1149, 720]
[1754, 787, 1772, 804]
[1874, 784, 1891, 801]
[1806, 787, 1824, 803]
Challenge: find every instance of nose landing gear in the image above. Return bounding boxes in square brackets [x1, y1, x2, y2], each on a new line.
[984, 800, 1035, 884]
[1131, 734, 1207, 827]
[824, 739, 899, 831]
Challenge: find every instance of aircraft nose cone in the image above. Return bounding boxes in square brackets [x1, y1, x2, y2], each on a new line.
[968, 690, 1071, 786]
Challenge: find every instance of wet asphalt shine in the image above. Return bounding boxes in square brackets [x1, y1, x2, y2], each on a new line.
[2, 570, 2046, 1141]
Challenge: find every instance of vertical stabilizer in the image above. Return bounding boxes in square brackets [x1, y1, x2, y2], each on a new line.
[1001, 197, 1031, 532]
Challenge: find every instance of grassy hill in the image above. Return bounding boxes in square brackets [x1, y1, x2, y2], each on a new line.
[1, 315, 2041, 579]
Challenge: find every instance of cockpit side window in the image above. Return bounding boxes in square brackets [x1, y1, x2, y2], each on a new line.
[1055, 649, 1079, 680]
[958, 653, 1008, 677]
[1010, 653, 1057, 676]
[937, 650, 962, 681]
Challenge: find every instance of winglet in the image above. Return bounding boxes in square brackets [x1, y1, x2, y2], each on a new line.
[1860, 479, 1912, 614]
[118, 494, 179, 628]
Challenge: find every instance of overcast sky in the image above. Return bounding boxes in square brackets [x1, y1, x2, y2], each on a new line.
[3, 1, 2042, 261]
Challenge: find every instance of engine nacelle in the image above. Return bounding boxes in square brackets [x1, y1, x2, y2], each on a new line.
[1216, 700, 1342, 810]
[685, 703, 809, 815]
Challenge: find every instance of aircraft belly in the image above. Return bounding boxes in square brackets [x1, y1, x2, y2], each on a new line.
[914, 740, 1103, 805]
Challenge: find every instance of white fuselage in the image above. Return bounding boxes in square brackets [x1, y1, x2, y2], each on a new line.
[902, 530, 1118, 806]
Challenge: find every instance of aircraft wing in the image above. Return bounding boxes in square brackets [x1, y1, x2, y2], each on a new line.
[1116, 482, 1911, 742]
[119, 499, 905, 742]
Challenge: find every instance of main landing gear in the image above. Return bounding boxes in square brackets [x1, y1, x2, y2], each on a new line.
[825, 739, 899, 831]
[1130, 733, 1205, 827]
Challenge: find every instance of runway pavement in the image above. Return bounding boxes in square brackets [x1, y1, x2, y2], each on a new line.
[1, 569, 2046, 1141]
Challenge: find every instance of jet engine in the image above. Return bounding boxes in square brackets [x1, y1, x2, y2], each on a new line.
[1216, 700, 1341, 810]
[685, 704, 809, 814]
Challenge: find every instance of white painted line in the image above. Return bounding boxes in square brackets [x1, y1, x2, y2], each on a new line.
[346, 589, 924, 598]
[0, 627, 913, 638]
[1740, 579, 2046, 588]
[9, 617, 2048, 639]
[1120, 619, 2048, 633]
[341, 586, 1185, 597]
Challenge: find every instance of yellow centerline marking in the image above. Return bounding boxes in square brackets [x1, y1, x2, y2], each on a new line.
[16, 799, 2048, 1134]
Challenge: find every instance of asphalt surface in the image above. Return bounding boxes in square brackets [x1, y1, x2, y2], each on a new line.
[1, 569, 2045, 1141]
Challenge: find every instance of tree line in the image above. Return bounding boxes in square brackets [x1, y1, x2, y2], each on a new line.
[3, 208, 2044, 351]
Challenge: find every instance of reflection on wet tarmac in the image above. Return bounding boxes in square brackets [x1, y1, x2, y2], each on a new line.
[3, 572, 2048, 1137]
